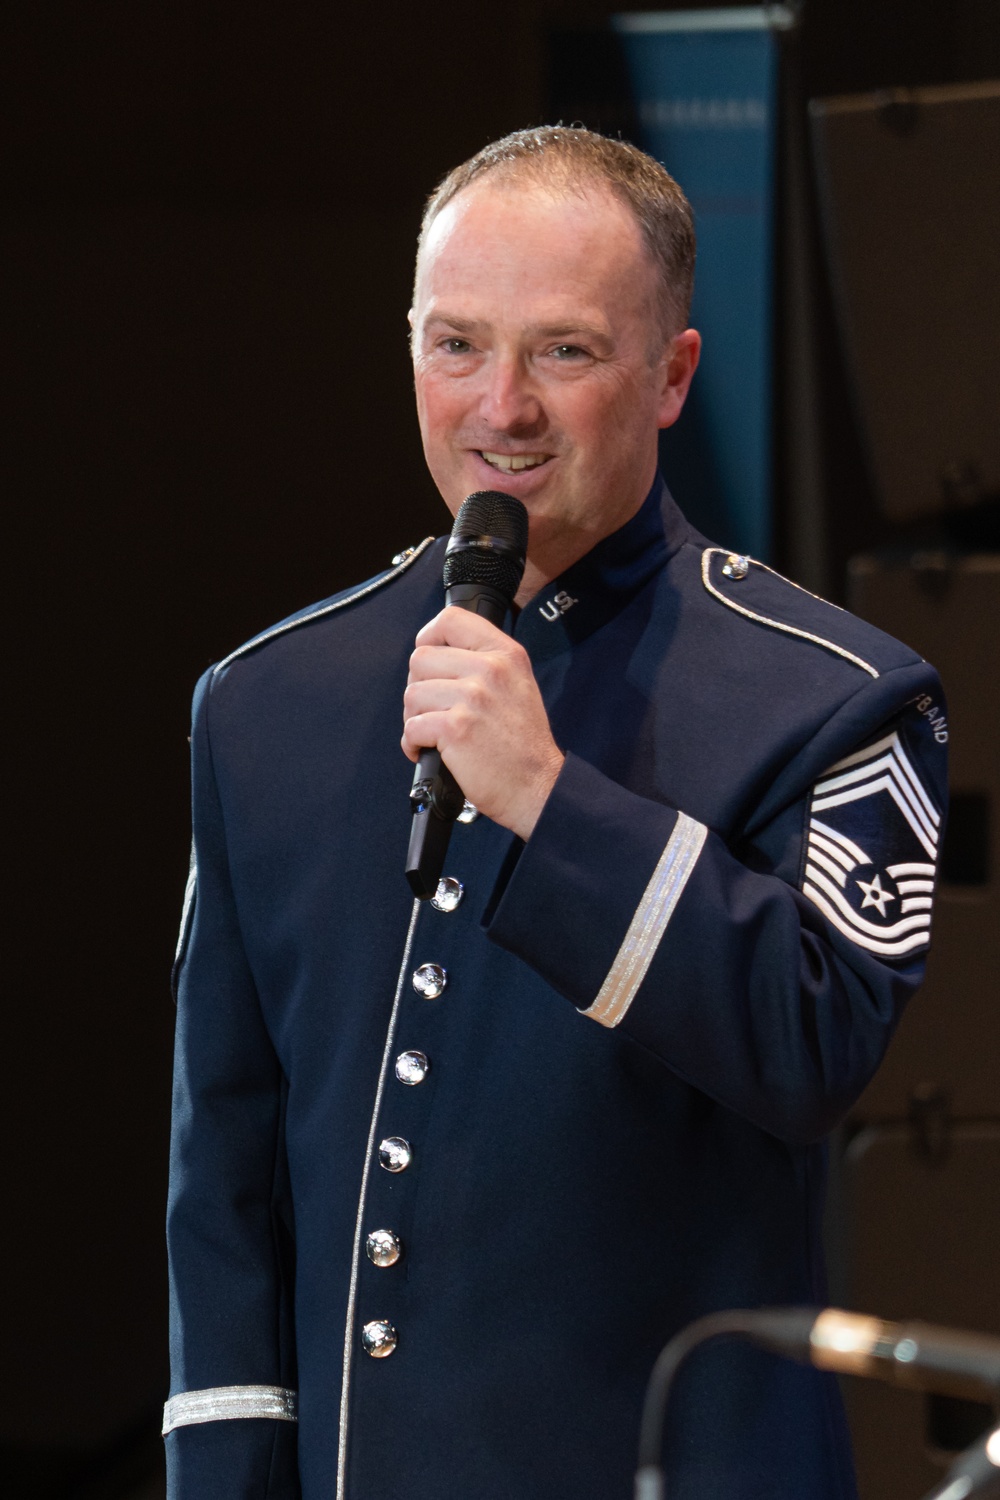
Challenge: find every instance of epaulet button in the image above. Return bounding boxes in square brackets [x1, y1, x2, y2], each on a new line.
[722, 553, 750, 580]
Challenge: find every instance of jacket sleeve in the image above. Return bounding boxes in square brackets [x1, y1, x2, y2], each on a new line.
[165, 669, 300, 1499]
[485, 661, 948, 1145]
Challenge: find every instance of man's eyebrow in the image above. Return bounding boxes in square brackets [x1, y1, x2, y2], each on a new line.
[423, 314, 614, 348]
[527, 322, 612, 346]
[423, 314, 485, 334]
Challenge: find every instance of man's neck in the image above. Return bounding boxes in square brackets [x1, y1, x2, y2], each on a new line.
[514, 555, 564, 610]
[512, 486, 656, 609]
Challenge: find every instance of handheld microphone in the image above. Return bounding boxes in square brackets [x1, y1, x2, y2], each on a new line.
[404, 490, 528, 900]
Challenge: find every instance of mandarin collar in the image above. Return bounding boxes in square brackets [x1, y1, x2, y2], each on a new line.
[514, 474, 690, 660]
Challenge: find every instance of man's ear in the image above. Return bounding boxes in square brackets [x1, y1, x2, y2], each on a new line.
[656, 328, 701, 431]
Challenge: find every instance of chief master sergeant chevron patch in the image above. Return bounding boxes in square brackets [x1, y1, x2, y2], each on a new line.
[801, 728, 941, 959]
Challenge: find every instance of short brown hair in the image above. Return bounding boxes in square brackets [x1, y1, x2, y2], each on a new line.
[418, 126, 696, 340]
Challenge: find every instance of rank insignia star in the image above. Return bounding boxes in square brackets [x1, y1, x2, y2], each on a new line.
[856, 872, 895, 917]
[799, 729, 941, 960]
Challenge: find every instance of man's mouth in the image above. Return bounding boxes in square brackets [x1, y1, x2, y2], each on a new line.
[479, 451, 551, 474]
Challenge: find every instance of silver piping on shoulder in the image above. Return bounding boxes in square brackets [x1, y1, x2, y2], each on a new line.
[213, 537, 435, 675]
[742, 554, 850, 613]
[162, 1384, 297, 1435]
[337, 899, 422, 1500]
[583, 811, 708, 1028]
[700, 548, 879, 678]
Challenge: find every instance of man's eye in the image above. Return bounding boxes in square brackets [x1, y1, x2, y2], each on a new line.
[443, 338, 472, 354]
[551, 344, 586, 360]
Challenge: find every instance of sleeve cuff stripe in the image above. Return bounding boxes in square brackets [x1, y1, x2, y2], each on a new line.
[162, 1385, 298, 1434]
[583, 811, 708, 1029]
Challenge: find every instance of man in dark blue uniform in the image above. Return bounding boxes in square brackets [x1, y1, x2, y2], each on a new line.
[165, 129, 946, 1499]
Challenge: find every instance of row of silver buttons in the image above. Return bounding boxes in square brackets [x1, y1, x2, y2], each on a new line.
[362, 864, 469, 1360]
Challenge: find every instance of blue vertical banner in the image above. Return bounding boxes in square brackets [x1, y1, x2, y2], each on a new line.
[614, 8, 788, 559]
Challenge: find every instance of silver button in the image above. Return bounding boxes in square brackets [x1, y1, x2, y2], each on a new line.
[457, 800, 479, 824]
[722, 553, 750, 580]
[431, 877, 464, 913]
[391, 547, 415, 566]
[395, 1050, 430, 1085]
[361, 1319, 398, 1358]
[412, 963, 447, 999]
[366, 1229, 403, 1268]
[378, 1136, 412, 1172]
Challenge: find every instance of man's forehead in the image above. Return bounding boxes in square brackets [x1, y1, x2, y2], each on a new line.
[414, 178, 651, 311]
[429, 173, 628, 228]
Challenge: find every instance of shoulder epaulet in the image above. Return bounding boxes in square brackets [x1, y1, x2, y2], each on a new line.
[213, 536, 435, 675]
[700, 547, 881, 678]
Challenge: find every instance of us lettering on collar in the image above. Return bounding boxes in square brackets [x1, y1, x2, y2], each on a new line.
[800, 729, 941, 960]
[539, 590, 579, 622]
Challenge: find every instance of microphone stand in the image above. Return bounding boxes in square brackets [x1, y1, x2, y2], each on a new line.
[919, 1424, 1000, 1500]
[635, 1309, 1000, 1500]
[634, 1310, 789, 1500]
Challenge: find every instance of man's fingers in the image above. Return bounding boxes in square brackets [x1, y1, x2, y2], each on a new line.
[401, 709, 464, 760]
[414, 605, 509, 651]
[402, 678, 471, 719]
[407, 643, 481, 683]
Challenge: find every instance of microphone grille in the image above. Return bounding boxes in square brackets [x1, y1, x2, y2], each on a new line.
[443, 490, 528, 602]
[452, 490, 530, 549]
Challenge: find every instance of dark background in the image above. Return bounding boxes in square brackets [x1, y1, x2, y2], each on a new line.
[4, 2, 998, 1495]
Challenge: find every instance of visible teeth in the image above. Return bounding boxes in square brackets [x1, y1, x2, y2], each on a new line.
[481, 451, 548, 472]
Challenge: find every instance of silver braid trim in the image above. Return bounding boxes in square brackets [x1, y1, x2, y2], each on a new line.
[583, 812, 708, 1028]
[700, 548, 880, 678]
[162, 1384, 298, 1435]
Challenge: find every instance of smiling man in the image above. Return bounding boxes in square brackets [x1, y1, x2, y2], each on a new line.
[410, 154, 700, 602]
[401, 140, 699, 841]
[165, 129, 946, 1500]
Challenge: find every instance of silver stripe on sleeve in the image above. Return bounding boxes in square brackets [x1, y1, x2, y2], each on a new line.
[337, 898, 422, 1500]
[583, 812, 708, 1029]
[162, 1384, 297, 1434]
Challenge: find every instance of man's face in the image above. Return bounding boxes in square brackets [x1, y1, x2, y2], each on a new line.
[410, 180, 698, 559]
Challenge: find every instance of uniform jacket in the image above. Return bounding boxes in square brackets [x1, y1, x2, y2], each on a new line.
[165, 479, 947, 1500]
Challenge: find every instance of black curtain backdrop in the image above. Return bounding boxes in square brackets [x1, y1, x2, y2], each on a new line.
[3, 1, 997, 1489]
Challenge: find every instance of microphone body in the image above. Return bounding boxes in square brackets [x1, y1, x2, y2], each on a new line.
[405, 492, 528, 900]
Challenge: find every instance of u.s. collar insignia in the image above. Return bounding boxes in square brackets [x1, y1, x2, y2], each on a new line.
[538, 589, 579, 622]
[801, 729, 941, 960]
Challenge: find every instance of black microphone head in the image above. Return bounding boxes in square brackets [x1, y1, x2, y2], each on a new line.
[443, 491, 529, 604]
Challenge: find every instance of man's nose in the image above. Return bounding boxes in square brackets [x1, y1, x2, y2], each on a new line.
[478, 354, 543, 434]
